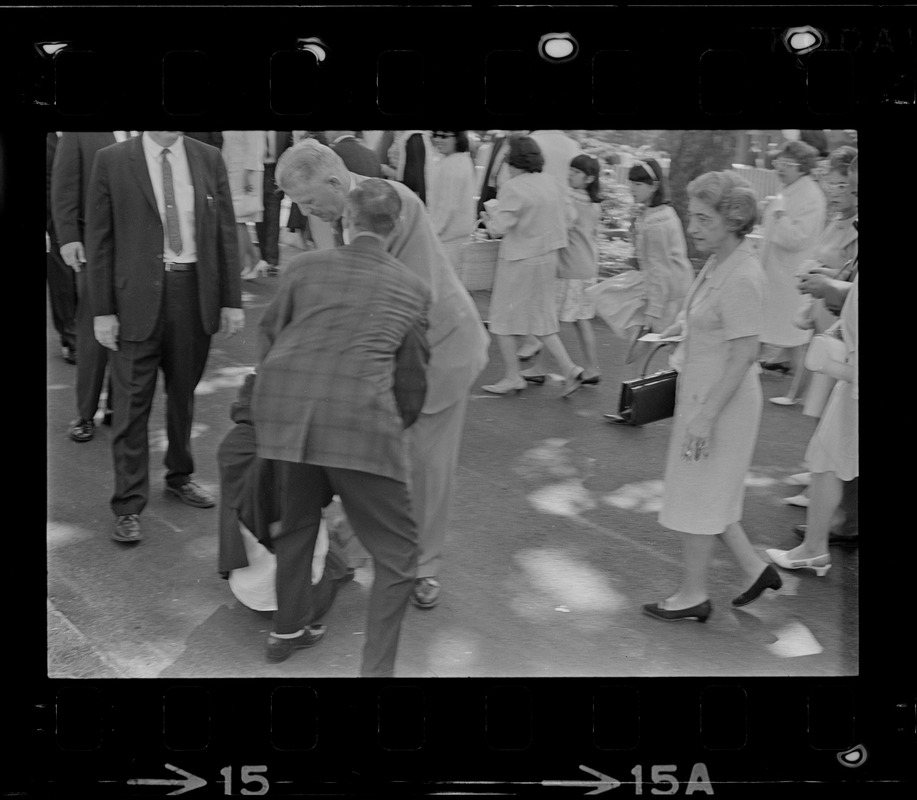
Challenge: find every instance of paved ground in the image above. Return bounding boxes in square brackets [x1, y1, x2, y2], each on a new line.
[47, 232, 858, 679]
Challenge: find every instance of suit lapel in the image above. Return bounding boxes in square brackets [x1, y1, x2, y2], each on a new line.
[128, 136, 160, 218]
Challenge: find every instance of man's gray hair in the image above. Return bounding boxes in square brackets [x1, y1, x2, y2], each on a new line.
[275, 139, 347, 190]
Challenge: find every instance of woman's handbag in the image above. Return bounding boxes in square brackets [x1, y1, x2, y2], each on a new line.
[804, 322, 848, 375]
[232, 190, 262, 220]
[616, 342, 678, 426]
[457, 219, 500, 291]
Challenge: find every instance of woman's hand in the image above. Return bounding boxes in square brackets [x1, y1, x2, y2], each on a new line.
[682, 413, 713, 462]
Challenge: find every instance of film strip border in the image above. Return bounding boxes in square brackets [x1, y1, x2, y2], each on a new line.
[24, 680, 917, 795]
[15, 7, 916, 121]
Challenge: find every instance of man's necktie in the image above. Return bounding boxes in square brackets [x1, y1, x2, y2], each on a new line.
[161, 148, 183, 255]
[332, 219, 345, 247]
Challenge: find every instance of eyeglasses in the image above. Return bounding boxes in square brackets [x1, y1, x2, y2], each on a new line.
[774, 158, 802, 169]
[432, 132, 456, 139]
[823, 181, 850, 192]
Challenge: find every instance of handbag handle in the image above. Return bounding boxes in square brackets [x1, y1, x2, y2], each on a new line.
[639, 341, 674, 378]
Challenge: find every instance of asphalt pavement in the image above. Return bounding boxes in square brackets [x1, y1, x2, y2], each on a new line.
[47, 236, 858, 678]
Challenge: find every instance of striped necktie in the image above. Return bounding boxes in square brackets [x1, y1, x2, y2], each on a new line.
[161, 148, 183, 255]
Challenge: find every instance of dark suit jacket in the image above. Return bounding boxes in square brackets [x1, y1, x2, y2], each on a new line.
[46, 133, 58, 236]
[84, 134, 242, 341]
[252, 236, 431, 482]
[331, 137, 382, 178]
[51, 132, 117, 246]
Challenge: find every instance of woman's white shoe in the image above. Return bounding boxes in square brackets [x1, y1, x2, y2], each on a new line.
[765, 548, 831, 576]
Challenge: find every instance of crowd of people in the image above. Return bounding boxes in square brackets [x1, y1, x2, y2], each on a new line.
[47, 129, 858, 675]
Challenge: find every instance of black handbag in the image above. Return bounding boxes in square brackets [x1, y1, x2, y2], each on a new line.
[616, 343, 678, 426]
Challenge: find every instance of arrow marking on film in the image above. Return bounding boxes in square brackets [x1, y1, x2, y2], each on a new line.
[127, 763, 207, 795]
[543, 765, 621, 795]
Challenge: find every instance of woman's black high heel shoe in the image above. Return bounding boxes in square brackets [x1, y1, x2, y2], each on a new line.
[642, 599, 711, 623]
[731, 565, 782, 607]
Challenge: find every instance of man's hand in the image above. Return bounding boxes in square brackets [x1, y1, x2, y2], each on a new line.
[94, 315, 120, 351]
[60, 242, 86, 271]
[220, 307, 245, 338]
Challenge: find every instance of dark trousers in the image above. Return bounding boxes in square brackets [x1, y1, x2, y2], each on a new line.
[108, 271, 211, 516]
[836, 477, 858, 537]
[46, 239, 77, 349]
[255, 164, 281, 266]
[270, 461, 418, 678]
[75, 269, 113, 421]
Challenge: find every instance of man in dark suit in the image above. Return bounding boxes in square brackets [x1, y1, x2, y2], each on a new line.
[252, 179, 431, 677]
[255, 131, 292, 274]
[325, 131, 382, 178]
[52, 131, 133, 442]
[46, 132, 77, 366]
[85, 131, 244, 544]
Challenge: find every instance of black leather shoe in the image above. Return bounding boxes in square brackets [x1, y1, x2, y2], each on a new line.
[732, 565, 782, 607]
[102, 410, 113, 427]
[521, 373, 546, 385]
[266, 625, 327, 663]
[62, 345, 77, 365]
[166, 481, 215, 508]
[68, 418, 95, 442]
[642, 600, 711, 623]
[793, 524, 859, 548]
[112, 514, 142, 543]
[581, 374, 602, 385]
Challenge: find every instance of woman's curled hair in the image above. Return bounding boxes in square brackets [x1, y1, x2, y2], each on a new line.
[687, 170, 759, 237]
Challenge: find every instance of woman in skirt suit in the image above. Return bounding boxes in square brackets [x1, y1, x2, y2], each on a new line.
[643, 171, 781, 623]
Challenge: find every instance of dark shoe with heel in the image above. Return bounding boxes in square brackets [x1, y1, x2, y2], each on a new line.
[642, 599, 711, 623]
[266, 625, 326, 663]
[732, 565, 782, 607]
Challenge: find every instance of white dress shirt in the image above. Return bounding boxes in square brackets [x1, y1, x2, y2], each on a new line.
[141, 132, 197, 263]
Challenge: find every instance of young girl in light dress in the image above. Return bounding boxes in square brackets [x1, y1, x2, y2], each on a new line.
[521, 153, 604, 385]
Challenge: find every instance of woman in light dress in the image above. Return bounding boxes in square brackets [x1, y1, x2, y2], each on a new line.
[222, 131, 268, 280]
[643, 171, 781, 624]
[427, 130, 477, 271]
[758, 139, 827, 404]
[479, 135, 584, 397]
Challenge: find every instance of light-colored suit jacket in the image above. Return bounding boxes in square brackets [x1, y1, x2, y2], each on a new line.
[486, 172, 571, 262]
[310, 173, 490, 414]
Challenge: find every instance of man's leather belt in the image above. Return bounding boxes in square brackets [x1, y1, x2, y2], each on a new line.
[164, 262, 196, 272]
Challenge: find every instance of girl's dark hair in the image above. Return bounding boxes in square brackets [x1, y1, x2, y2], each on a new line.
[569, 153, 604, 203]
[827, 145, 858, 176]
[627, 157, 669, 207]
[505, 134, 544, 173]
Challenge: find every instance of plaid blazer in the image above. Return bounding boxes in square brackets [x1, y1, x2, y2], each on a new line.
[252, 236, 431, 482]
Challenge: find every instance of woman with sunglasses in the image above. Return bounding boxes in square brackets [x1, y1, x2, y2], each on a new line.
[428, 131, 477, 271]
[604, 157, 694, 424]
[757, 140, 827, 404]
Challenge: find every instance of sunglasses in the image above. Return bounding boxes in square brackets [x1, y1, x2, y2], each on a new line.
[774, 158, 802, 169]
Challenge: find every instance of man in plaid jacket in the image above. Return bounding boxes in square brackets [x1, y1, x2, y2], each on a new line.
[252, 179, 431, 678]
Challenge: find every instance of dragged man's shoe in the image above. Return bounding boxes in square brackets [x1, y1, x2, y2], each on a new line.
[112, 514, 142, 543]
[166, 481, 215, 508]
[411, 577, 441, 609]
[68, 418, 95, 443]
[266, 625, 327, 663]
[62, 345, 77, 365]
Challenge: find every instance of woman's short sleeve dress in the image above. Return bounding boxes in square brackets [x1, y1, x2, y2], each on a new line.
[659, 240, 766, 535]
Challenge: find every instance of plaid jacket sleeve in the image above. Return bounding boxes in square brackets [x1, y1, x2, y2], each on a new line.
[393, 313, 430, 428]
